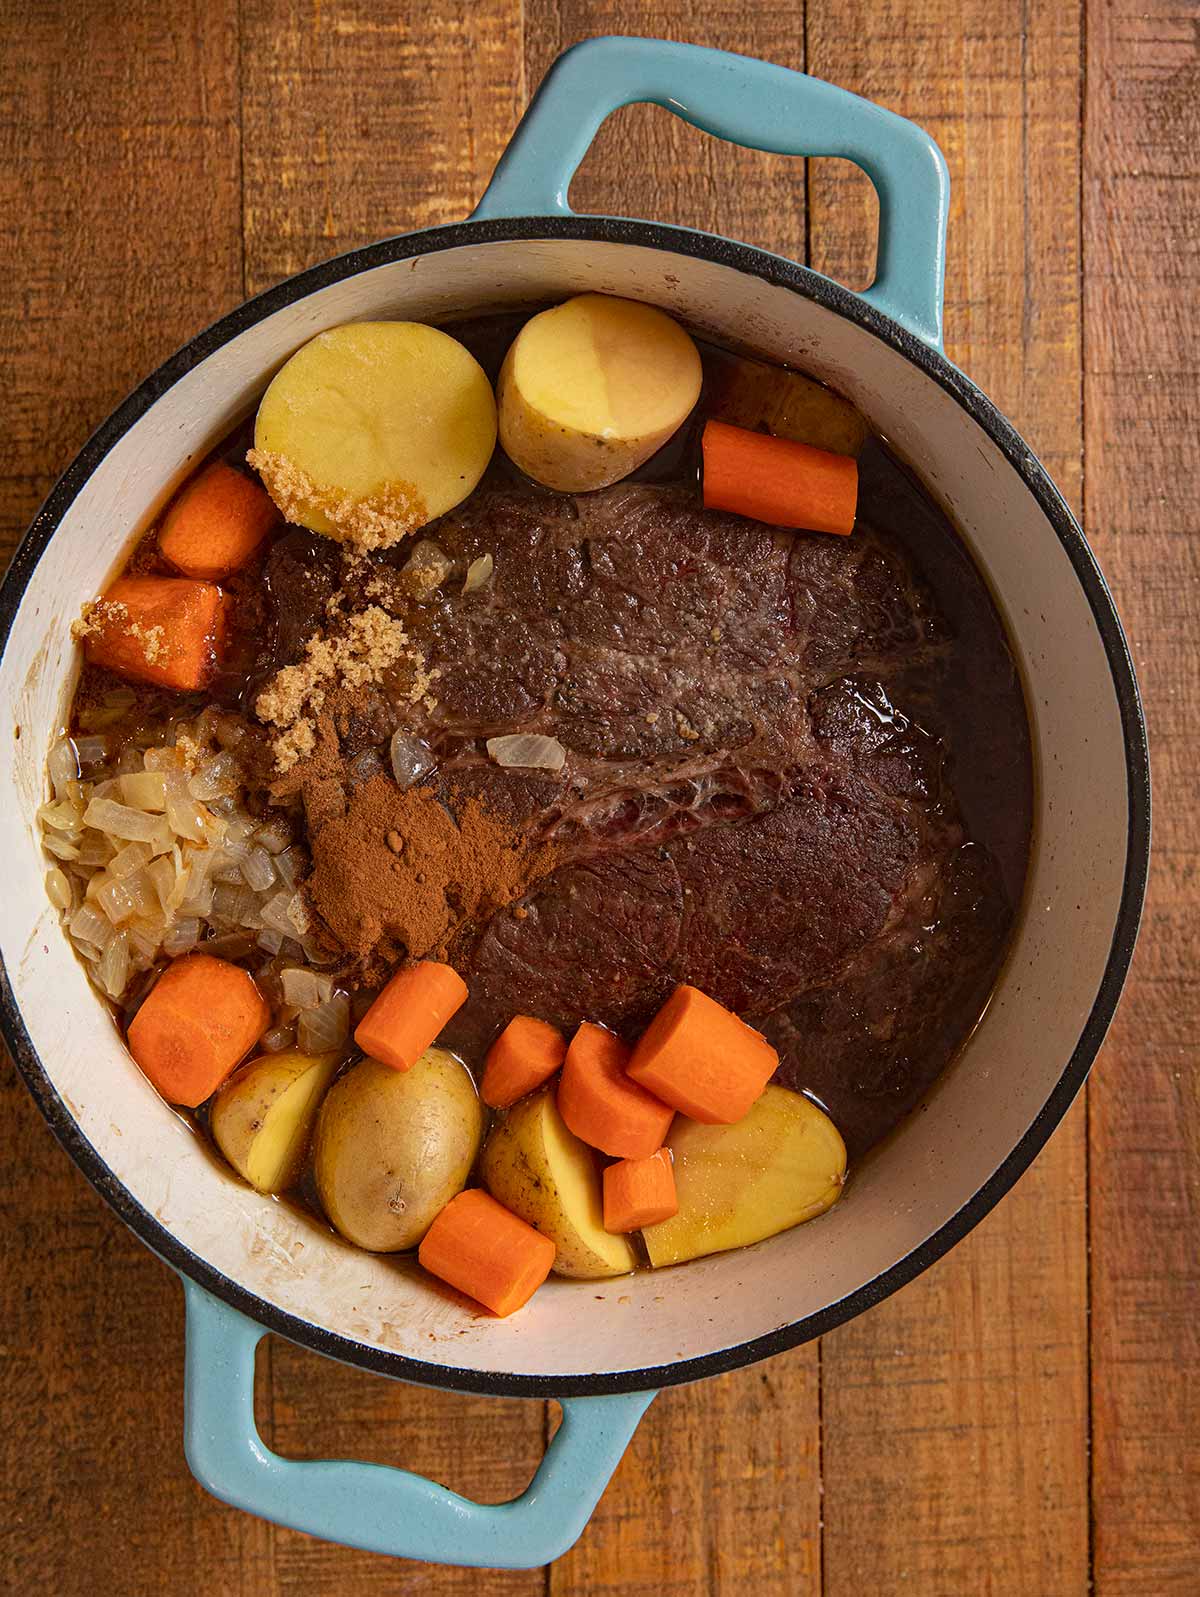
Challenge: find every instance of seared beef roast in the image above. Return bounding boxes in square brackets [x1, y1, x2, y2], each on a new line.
[267, 445, 1031, 1155]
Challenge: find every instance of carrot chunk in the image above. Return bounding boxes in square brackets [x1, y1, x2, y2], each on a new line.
[127, 953, 270, 1108]
[481, 1014, 567, 1109]
[627, 984, 778, 1124]
[354, 959, 468, 1073]
[557, 1022, 673, 1160]
[80, 575, 228, 691]
[159, 460, 279, 580]
[701, 418, 858, 536]
[603, 1149, 678, 1233]
[419, 1187, 556, 1317]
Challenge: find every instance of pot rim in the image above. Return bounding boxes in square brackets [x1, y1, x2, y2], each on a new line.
[0, 214, 1150, 1398]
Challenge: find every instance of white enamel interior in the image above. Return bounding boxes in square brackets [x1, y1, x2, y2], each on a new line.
[0, 237, 1130, 1382]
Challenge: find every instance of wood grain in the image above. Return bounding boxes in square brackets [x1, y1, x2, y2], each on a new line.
[1084, 3, 1200, 1591]
[808, 4, 1091, 1593]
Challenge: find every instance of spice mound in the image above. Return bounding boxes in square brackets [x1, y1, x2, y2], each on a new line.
[305, 772, 559, 982]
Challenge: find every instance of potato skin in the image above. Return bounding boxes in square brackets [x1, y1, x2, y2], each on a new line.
[497, 295, 702, 492]
[313, 1049, 484, 1252]
[211, 1048, 338, 1194]
[481, 1087, 636, 1279]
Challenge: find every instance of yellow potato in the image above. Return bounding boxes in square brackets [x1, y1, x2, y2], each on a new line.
[313, 1049, 484, 1252]
[210, 1049, 339, 1195]
[497, 294, 702, 491]
[481, 1086, 636, 1279]
[643, 1086, 846, 1267]
[703, 348, 867, 457]
[250, 321, 497, 550]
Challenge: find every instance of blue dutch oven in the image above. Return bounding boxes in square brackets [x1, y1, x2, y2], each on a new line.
[0, 36, 1148, 1568]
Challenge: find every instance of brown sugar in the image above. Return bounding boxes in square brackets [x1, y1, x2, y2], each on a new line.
[255, 604, 438, 772]
[247, 448, 428, 553]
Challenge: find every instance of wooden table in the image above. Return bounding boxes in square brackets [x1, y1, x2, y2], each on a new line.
[2, 3, 1195, 1592]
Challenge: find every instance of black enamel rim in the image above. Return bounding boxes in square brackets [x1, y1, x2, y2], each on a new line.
[0, 216, 1151, 1398]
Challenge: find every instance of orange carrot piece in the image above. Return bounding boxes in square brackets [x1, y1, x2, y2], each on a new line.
[702, 418, 858, 536]
[419, 1187, 556, 1317]
[127, 953, 270, 1108]
[159, 460, 279, 580]
[627, 984, 778, 1124]
[557, 1022, 673, 1160]
[354, 959, 468, 1073]
[81, 575, 228, 691]
[481, 1015, 567, 1109]
[603, 1149, 678, 1233]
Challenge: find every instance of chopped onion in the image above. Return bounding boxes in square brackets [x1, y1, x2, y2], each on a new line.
[161, 916, 202, 956]
[212, 882, 261, 928]
[462, 552, 494, 594]
[485, 733, 567, 773]
[120, 771, 166, 811]
[286, 892, 311, 935]
[297, 991, 349, 1054]
[163, 779, 210, 843]
[109, 841, 153, 880]
[273, 846, 301, 891]
[259, 891, 298, 938]
[253, 817, 292, 855]
[147, 856, 177, 913]
[97, 932, 130, 998]
[114, 746, 145, 776]
[38, 799, 84, 833]
[188, 750, 243, 800]
[261, 1021, 297, 1053]
[401, 539, 452, 600]
[144, 747, 184, 773]
[95, 875, 137, 925]
[281, 966, 334, 1010]
[241, 846, 277, 893]
[45, 867, 73, 911]
[389, 732, 435, 790]
[256, 928, 284, 956]
[48, 738, 80, 799]
[83, 796, 167, 843]
[72, 734, 110, 769]
[70, 901, 112, 949]
[75, 832, 116, 867]
[43, 833, 81, 861]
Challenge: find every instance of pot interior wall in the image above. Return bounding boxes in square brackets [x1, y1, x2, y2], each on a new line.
[0, 236, 1131, 1382]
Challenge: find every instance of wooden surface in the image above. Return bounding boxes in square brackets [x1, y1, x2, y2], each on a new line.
[0, 2, 1194, 1591]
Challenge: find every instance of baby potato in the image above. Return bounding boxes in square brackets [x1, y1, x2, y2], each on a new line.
[642, 1085, 846, 1267]
[497, 293, 702, 491]
[250, 321, 497, 550]
[313, 1049, 484, 1252]
[481, 1086, 636, 1279]
[211, 1049, 339, 1195]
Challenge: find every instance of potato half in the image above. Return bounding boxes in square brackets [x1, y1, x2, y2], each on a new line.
[210, 1049, 339, 1195]
[481, 1086, 636, 1279]
[313, 1049, 485, 1252]
[497, 293, 702, 491]
[251, 321, 497, 550]
[642, 1086, 846, 1267]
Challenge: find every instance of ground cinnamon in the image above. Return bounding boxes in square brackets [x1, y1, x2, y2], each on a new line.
[304, 769, 559, 983]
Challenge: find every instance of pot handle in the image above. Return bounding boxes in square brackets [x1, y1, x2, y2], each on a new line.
[181, 1280, 656, 1568]
[474, 35, 949, 348]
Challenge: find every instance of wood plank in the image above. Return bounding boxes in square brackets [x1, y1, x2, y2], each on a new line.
[240, 0, 526, 295]
[0, 3, 268, 1594]
[522, 6, 823, 1593]
[238, 5, 545, 1592]
[807, 4, 1091, 1593]
[1084, 2, 1200, 1590]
